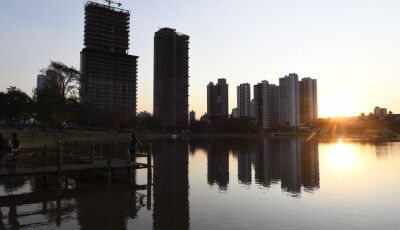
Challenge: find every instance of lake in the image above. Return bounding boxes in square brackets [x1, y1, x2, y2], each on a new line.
[1, 137, 400, 230]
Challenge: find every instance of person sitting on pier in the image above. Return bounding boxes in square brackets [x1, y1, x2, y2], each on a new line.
[129, 132, 143, 163]
[10, 133, 21, 163]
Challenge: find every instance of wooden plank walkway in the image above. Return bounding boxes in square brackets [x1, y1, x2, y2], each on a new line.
[0, 159, 149, 177]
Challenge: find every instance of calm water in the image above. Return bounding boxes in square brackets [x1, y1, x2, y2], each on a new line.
[1, 137, 400, 230]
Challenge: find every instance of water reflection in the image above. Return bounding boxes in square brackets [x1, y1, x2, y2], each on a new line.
[2, 138, 399, 229]
[253, 138, 319, 195]
[206, 140, 229, 190]
[153, 140, 189, 230]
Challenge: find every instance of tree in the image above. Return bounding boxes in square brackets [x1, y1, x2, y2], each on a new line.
[40, 61, 80, 103]
[33, 61, 80, 128]
[0, 87, 33, 125]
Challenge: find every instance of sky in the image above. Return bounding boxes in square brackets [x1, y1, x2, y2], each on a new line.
[0, 0, 399, 118]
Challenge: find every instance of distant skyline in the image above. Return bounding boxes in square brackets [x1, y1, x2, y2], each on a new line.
[1, 0, 399, 118]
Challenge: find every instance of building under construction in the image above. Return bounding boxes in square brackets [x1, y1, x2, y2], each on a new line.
[80, 1, 138, 128]
[153, 28, 190, 132]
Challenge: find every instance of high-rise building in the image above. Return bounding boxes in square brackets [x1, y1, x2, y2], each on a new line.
[374, 106, 388, 117]
[207, 78, 229, 119]
[80, 2, 138, 127]
[300, 78, 318, 125]
[189, 110, 196, 124]
[268, 84, 280, 129]
[237, 83, 251, 118]
[279, 73, 300, 127]
[36, 74, 47, 90]
[250, 99, 256, 119]
[153, 28, 189, 132]
[254, 81, 269, 129]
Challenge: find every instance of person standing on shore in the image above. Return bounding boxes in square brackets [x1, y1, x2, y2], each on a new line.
[0, 133, 5, 172]
[10, 133, 21, 163]
[129, 132, 143, 163]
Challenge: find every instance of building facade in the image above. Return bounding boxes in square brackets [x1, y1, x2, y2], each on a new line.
[153, 28, 190, 132]
[299, 78, 318, 125]
[268, 84, 280, 129]
[237, 83, 251, 118]
[374, 106, 387, 117]
[254, 81, 270, 129]
[279, 73, 300, 127]
[189, 110, 196, 124]
[36, 75, 47, 91]
[207, 78, 229, 119]
[80, 2, 138, 128]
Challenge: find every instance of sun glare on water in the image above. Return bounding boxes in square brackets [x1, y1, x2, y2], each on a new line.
[326, 140, 359, 171]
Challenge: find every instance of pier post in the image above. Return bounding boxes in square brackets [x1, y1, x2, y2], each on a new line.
[76, 141, 81, 162]
[147, 143, 152, 210]
[90, 142, 95, 164]
[113, 141, 116, 158]
[42, 145, 48, 167]
[147, 143, 152, 184]
[107, 147, 111, 182]
[57, 144, 63, 175]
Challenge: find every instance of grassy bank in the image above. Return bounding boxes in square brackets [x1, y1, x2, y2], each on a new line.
[0, 127, 131, 148]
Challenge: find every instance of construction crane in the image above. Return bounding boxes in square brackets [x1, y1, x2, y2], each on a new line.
[104, 0, 122, 7]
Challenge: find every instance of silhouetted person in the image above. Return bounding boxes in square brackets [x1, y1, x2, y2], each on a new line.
[10, 133, 20, 162]
[0, 133, 5, 173]
[129, 132, 142, 163]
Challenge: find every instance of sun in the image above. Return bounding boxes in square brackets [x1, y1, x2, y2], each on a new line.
[320, 91, 361, 117]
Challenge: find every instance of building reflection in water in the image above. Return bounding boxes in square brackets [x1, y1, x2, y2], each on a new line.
[152, 140, 190, 230]
[232, 140, 258, 185]
[254, 138, 320, 196]
[207, 140, 229, 190]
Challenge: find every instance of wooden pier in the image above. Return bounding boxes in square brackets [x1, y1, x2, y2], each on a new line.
[0, 141, 153, 181]
[0, 141, 154, 228]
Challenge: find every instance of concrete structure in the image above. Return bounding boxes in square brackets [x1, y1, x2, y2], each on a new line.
[250, 99, 256, 119]
[36, 74, 47, 90]
[279, 73, 300, 127]
[80, 1, 138, 128]
[374, 106, 388, 117]
[153, 28, 190, 132]
[207, 78, 229, 119]
[254, 81, 270, 129]
[189, 110, 196, 124]
[237, 83, 251, 118]
[299, 78, 318, 125]
[268, 84, 280, 129]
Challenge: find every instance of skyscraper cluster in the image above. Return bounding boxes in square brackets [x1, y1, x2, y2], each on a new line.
[207, 73, 318, 129]
[56, 1, 319, 131]
[77, 2, 190, 130]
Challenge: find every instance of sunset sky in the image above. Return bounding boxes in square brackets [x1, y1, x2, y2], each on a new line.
[0, 0, 399, 118]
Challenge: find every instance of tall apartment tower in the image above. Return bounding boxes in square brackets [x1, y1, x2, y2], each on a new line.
[279, 73, 300, 127]
[80, 2, 138, 128]
[154, 28, 190, 132]
[207, 78, 229, 119]
[268, 84, 280, 129]
[237, 83, 251, 118]
[299, 78, 318, 125]
[254, 81, 270, 129]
